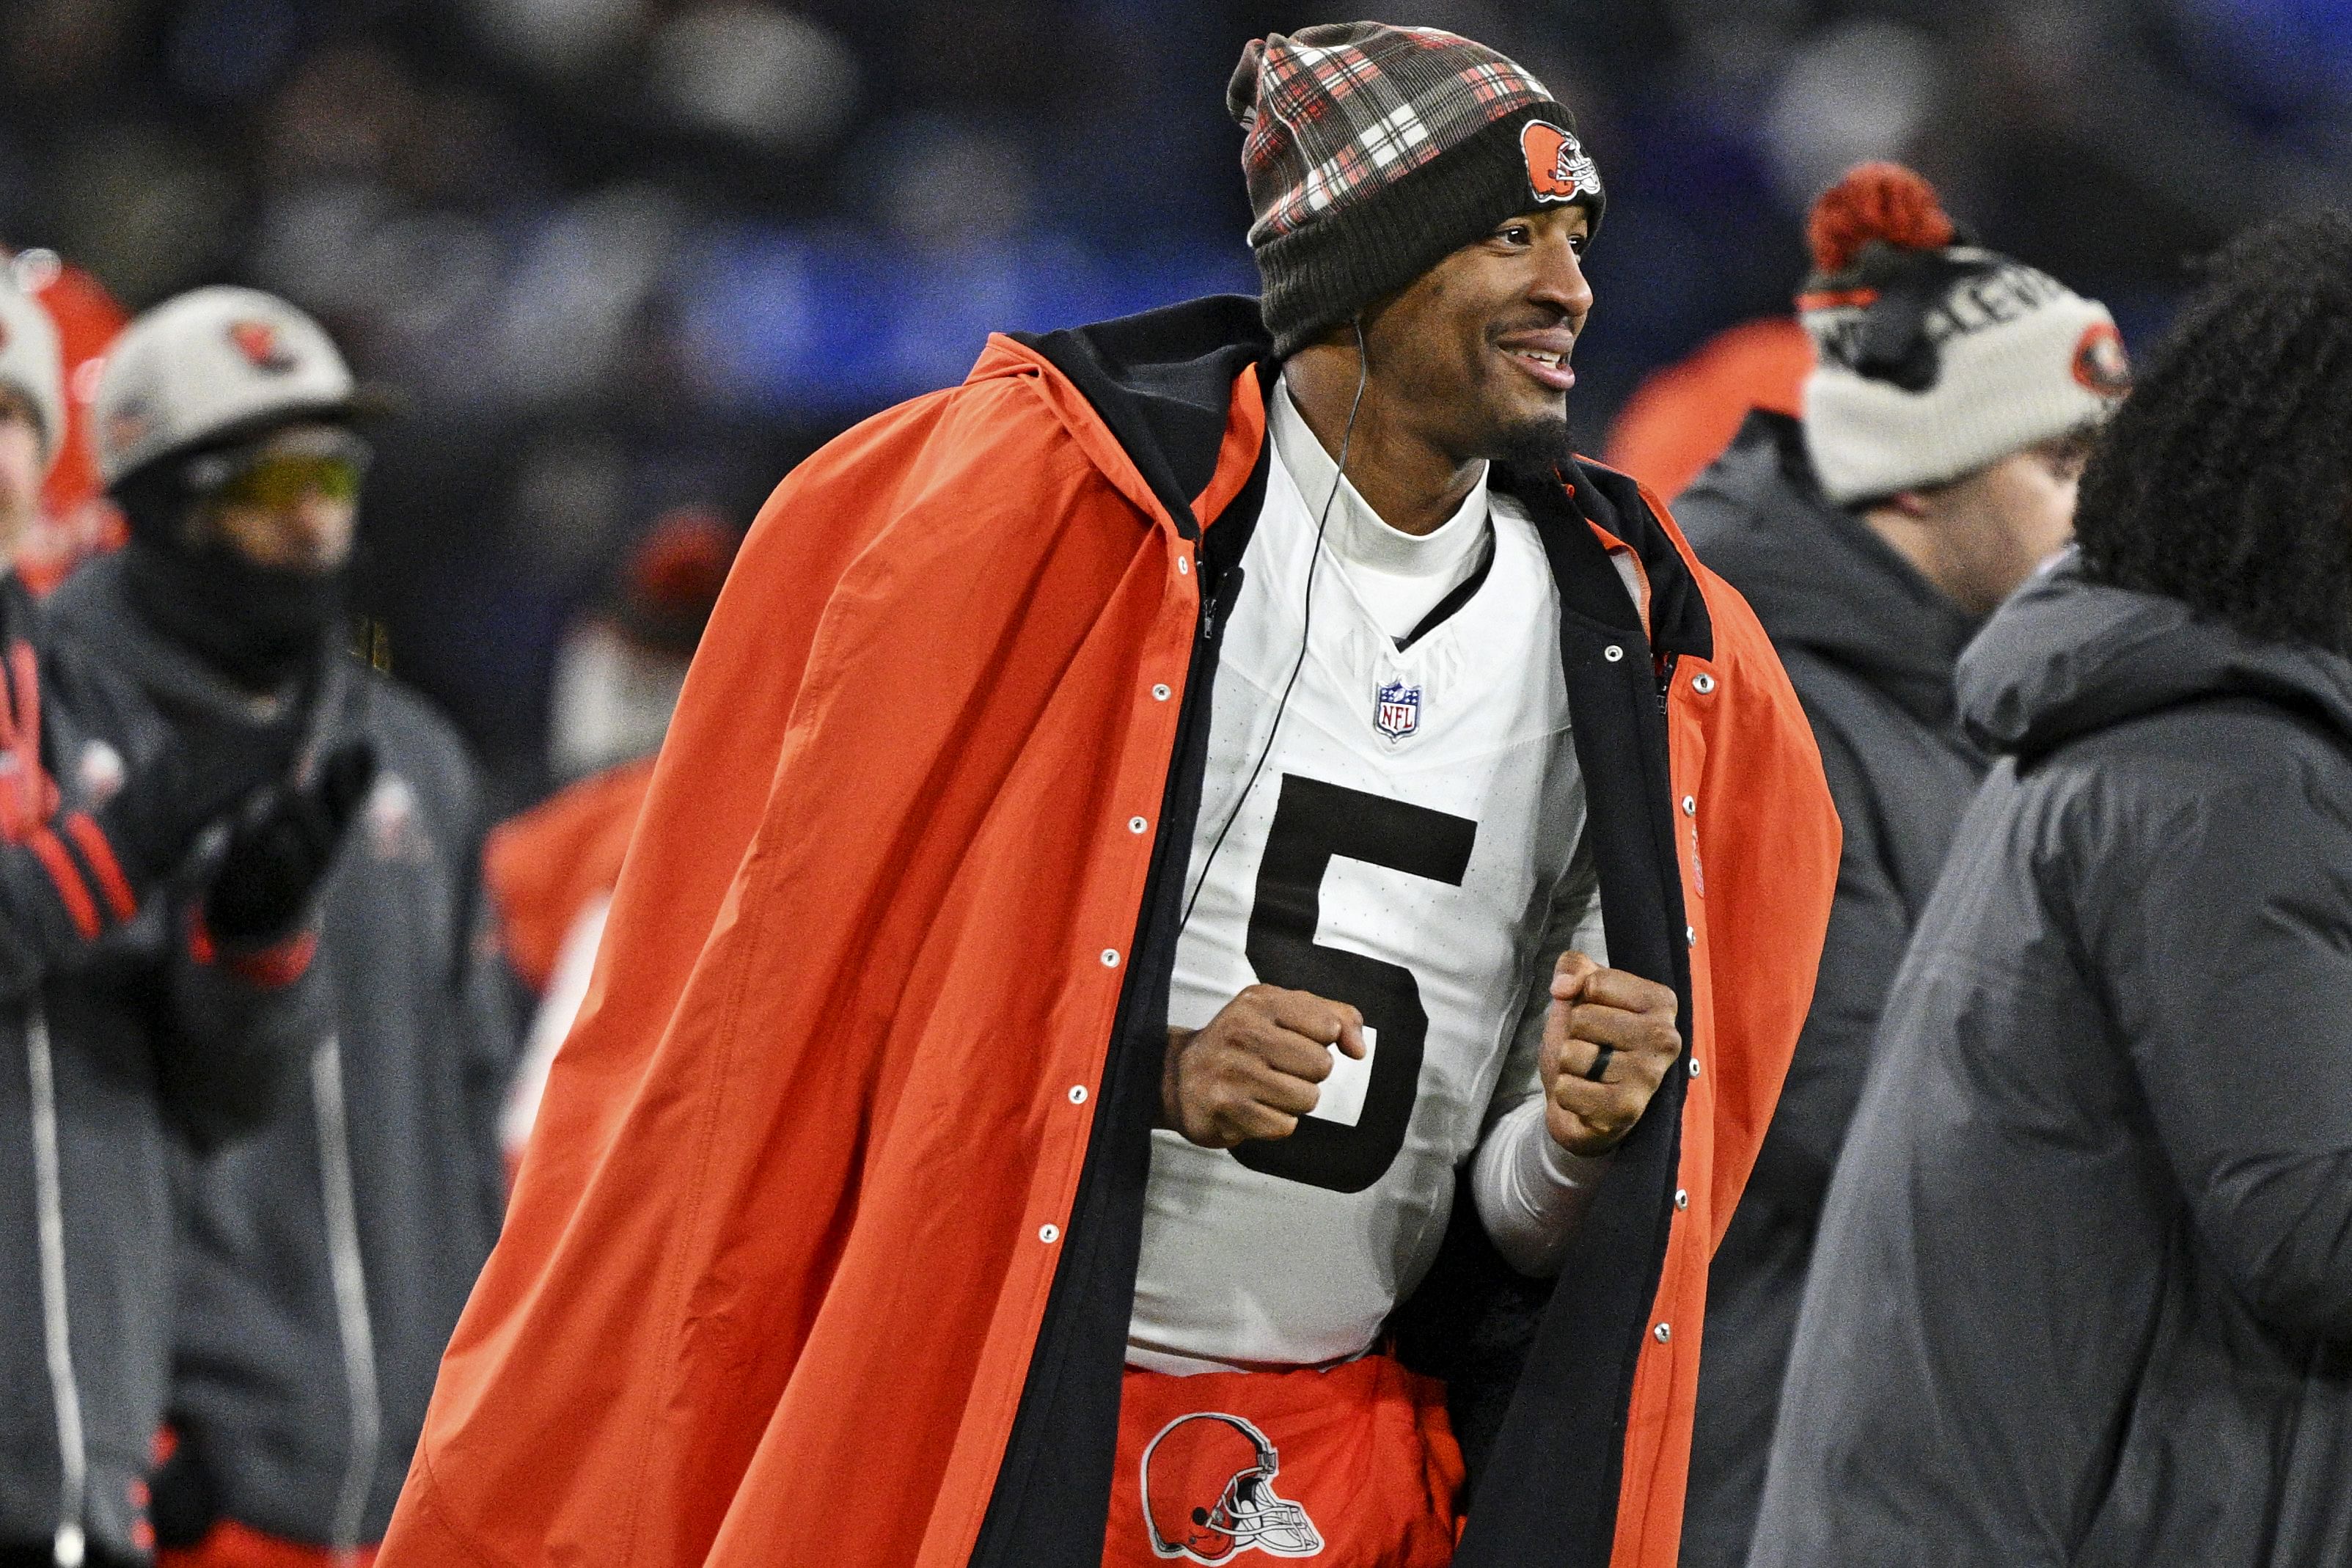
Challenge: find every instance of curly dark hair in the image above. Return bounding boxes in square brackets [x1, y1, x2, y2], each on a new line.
[2074, 209, 2352, 655]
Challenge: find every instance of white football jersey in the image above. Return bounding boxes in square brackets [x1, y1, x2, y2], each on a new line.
[1126, 394, 1597, 1374]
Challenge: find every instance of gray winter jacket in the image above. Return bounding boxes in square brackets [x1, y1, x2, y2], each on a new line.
[1, 573, 321, 1565]
[43, 557, 518, 1554]
[1751, 558, 2352, 1567]
[1674, 411, 1988, 1568]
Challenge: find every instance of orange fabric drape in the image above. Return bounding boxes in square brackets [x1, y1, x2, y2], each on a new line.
[379, 337, 1836, 1568]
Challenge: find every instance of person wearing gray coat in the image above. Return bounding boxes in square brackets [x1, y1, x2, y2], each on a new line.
[47, 286, 518, 1565]
[1674, 161, 2125, 1568]
[1751, 209, 2352, 1565]
[0, 274, 349, 1568]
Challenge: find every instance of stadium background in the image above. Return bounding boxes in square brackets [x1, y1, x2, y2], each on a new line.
[1, 0, 2345, 810]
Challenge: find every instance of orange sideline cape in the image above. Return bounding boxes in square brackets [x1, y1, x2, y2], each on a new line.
[380, 331, 1836, 1568]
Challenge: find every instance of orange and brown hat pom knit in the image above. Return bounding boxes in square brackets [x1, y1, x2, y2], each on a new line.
[1806, 162, 1956, 276]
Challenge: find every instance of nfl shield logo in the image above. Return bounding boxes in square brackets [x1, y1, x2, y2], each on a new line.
[1374, 680, 1421, 741]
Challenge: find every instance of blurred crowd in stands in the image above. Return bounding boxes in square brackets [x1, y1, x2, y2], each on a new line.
[3, 0, 2349, 808]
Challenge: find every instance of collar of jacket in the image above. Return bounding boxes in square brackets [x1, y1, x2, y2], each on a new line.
[972, 295, 1715, 1568]
[998, 296, 1714, 659]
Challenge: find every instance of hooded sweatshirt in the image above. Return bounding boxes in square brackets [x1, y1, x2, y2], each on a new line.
[42, 554, 517, 1554]
[1671, 409, 1986, 1568]
[1, 571, 322, 1566]
[1752, 557, 2352, 1565]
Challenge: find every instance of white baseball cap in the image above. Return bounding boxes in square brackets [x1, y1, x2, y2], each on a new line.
[0, 273, 65, 477]
[92, 285, 383, 488]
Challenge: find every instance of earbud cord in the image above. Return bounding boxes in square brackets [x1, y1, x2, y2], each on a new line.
[1177, 318, 1370, 937]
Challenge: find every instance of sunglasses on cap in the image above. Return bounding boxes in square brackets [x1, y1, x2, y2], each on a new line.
[185, 428, 373, 509]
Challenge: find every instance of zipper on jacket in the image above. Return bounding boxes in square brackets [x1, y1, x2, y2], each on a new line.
[1199, 554, 1245, 644]
[1656, 651, 1681, 716]
[26, 1000, 89, 1568]
[968, 481, 1267, 1564]
[311, 1036, 381, 1564]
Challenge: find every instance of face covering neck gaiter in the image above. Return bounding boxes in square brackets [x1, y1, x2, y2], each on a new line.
[120, 537, 348, 694]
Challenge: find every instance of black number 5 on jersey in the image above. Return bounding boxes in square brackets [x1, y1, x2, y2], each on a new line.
[1235, 774, 1477, 1193]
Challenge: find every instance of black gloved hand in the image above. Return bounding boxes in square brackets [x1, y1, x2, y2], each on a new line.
[204, 739, 378, 947]
[91, 719, 307, 891]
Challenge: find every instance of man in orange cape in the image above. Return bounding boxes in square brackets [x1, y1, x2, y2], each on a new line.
[381, 23, 1836, 1568]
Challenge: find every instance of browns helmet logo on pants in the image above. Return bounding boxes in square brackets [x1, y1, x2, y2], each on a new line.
[1140, 1413, 1322, 1563]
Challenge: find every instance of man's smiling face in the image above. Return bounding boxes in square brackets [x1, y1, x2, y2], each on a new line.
[1361, 203, 1594, 470]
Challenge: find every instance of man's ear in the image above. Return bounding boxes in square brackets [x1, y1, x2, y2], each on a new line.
[1880, 488, 1935, 520]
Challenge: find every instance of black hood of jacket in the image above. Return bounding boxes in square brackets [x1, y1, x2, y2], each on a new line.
[1957, 552, 2352, 761]
[1011, 295, 1715, 662]
[1680, 411, 1977, 730]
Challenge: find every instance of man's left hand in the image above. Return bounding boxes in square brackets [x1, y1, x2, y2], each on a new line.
[1538, 950, 1682, 1157]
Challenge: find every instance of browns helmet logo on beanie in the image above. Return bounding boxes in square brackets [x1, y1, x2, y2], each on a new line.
[93, 287, 378, 490]
[1520, 121, 1601, 205]
[228, 319, 299, 374]
[2072, 322, 2131, 397]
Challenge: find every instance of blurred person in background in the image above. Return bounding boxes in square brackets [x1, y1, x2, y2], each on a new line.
[44, 287, 516, 1568]
[1602, 317, 1811, 503]
[486, 508, 738, 1171]
[380, 23, 1836, 1568]
[0, 276, 337, 1568]
[4, 249, 128, 598]
[1672, 161, 2128, 1568]
[1751, 208, 2352, 1566]
[0, 272, 65, 564]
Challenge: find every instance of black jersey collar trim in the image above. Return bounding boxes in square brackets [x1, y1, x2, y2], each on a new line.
[1394, 531, 1498, 653]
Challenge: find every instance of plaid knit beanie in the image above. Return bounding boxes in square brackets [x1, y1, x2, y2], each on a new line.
[1798, 163, 2129, 505]
[1230, 22, 1603, 358]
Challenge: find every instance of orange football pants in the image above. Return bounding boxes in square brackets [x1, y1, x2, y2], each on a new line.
[156, 1523, 375, 1568]
[1105, 1352, 1465, 1567]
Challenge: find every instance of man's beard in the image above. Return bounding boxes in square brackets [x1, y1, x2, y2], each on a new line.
[1491, 403, 1574, 472]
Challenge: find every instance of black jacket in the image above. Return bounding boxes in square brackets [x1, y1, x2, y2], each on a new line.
[0, 572, 320, 1564]
[1751, 559, 2352, 1566]
[1673, 411, 1986, 1568]
[43, 557, 518, 1553]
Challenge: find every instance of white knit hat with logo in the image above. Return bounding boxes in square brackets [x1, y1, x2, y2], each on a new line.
[1797, 164, 2130, 505]
[0, 271, 65, 476]
[91, 285, 369, 488]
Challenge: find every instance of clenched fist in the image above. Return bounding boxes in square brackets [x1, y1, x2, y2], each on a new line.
[1539, 951, 1681, 1157]
[1161, 983, 1366, 1149]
